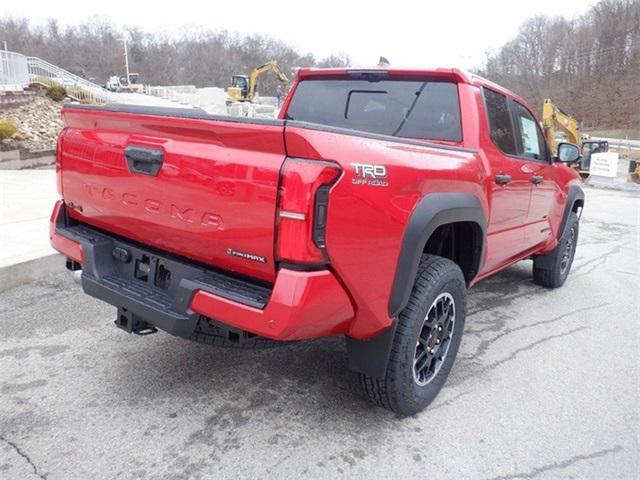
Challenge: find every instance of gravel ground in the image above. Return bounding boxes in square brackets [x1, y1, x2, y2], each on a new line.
[0, 187, 638, 479]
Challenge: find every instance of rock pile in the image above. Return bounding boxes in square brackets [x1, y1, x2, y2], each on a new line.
[0, 90, 281, 153]
[1, 96, 63, 152]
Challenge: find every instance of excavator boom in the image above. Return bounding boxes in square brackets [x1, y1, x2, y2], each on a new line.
[542, 98, 581, 154]
[227, 60, 289, 103]
[542, 98, 609, 176]
[247, 60, 289, 101]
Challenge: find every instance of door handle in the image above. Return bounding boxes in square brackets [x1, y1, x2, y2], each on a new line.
[495, 174, 512, 185]
[530, 175, 544, 185]
[125, 146, 164, 176]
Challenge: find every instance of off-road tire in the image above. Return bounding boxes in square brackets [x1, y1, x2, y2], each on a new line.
[359, 254, 467, 416]
[533, 212, 579, 288]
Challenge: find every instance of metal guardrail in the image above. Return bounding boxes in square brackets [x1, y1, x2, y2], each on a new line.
[26, 56, 120, 104]
[0, 51, 29, 91]
[592, 136, 640, 151]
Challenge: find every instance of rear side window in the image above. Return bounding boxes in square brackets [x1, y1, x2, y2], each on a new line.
[286, 79, 462, 142]
[484, 88, 517, 155]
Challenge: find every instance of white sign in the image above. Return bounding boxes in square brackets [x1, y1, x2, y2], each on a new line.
[589, 152, 619, 178]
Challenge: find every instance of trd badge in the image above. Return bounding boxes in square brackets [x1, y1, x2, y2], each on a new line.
[350, 163, 389, 187]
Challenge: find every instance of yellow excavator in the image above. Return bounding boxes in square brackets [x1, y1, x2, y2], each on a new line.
[227, 60, 289, 103]
[542, 99, 608, 176]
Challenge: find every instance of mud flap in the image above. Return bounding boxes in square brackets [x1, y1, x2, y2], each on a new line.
[345, 321, 398, 379]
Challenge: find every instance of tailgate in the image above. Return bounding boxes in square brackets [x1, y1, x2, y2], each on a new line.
[59, 105, 285, 282]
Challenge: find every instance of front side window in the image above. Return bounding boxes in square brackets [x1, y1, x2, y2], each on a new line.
[286, 78, 462, 142]
[512, 102, 548, 161]
[483, 88, 517, 155]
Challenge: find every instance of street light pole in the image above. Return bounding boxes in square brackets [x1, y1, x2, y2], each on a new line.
[123, 38, 130, 84]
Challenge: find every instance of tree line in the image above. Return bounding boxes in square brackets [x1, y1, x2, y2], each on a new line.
[0, 17, 350, 95]
[2, 0, 638, 130]
[478, 0, 639, 131]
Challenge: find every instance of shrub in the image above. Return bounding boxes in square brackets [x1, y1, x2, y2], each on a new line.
[0, 119, 18, 140]
[46, 85, 67, 102]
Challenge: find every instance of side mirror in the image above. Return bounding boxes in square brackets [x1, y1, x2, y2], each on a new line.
[555, 142, 582, 163]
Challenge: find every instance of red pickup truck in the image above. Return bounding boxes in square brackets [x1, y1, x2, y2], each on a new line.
[50, 67, 584, 415]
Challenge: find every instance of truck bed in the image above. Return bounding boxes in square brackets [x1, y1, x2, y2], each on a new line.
[58, 104, 287, 282]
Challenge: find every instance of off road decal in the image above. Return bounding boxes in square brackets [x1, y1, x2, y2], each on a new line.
[350, 163, 389, 187]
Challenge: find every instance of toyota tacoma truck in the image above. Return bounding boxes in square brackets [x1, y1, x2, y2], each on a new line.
[50, 67, 584, 415]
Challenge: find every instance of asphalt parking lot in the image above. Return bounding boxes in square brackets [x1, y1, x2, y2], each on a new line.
[1, 187, 638, 480]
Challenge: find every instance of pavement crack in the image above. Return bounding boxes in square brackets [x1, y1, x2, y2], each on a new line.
[428, 390, 473, 410]
[572, 242, 627, 277]
[468, 287, 544, 316]
[482, 326, 587, 373]
[480, 445, 623, 480]
[0, 435, 48, 479]
[468, 303, 608, 358]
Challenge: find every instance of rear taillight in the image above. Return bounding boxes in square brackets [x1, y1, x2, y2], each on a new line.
[276, 158, 341, 265]
[55, 128, 67, 196]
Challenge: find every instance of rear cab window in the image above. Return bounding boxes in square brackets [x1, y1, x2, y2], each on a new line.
[483, 88, 517, 155]
[483, 87, 550, 162]
[285, 77, 462, 143]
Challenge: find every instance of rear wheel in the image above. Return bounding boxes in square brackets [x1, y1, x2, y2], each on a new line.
[533, 212, 579, 288]
[359, 254, 466, 416]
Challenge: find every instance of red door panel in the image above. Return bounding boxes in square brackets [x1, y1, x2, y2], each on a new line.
[524, 162, 558, 247]
[483, 154, 531, 272]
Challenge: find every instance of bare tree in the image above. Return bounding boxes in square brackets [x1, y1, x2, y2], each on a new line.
[478, 0, 639, 130]
[0, 16, 351, 95]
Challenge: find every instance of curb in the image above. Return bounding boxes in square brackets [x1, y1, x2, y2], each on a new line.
[586, 180, 640, 193]
[0, 149, 56, 170]
[0, 253, 65, 292]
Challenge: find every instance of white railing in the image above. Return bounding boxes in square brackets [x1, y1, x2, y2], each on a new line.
[0, 51, 29, 91]
[5, 52, 198, 107]
[26, 56, 120, 104]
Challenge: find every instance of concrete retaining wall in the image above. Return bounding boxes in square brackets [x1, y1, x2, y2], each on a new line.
[0, 90, 35, 109]
[0, 149, 55, 169]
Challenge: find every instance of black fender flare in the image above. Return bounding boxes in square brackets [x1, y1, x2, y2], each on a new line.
[558, 185, 585, 239]
[388, 192, 486, 317]
[346, 192, 486, 379]
[535, 185, 584, 270]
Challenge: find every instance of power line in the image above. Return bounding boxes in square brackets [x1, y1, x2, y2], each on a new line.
[493, 42, 639, 64]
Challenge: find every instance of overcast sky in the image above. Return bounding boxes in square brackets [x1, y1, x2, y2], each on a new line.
[3, 0, 596, 69]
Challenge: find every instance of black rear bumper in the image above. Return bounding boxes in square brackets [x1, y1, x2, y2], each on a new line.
[55, 210, 272, 340]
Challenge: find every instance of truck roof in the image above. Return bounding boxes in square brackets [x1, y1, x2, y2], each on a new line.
[295, 66, 533, 115]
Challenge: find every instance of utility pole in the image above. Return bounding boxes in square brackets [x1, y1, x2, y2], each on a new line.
[2, 41, 7, 51]
[123, 38, 130, 84]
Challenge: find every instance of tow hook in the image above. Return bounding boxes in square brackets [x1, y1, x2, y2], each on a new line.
[116, 307, 158, 335]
